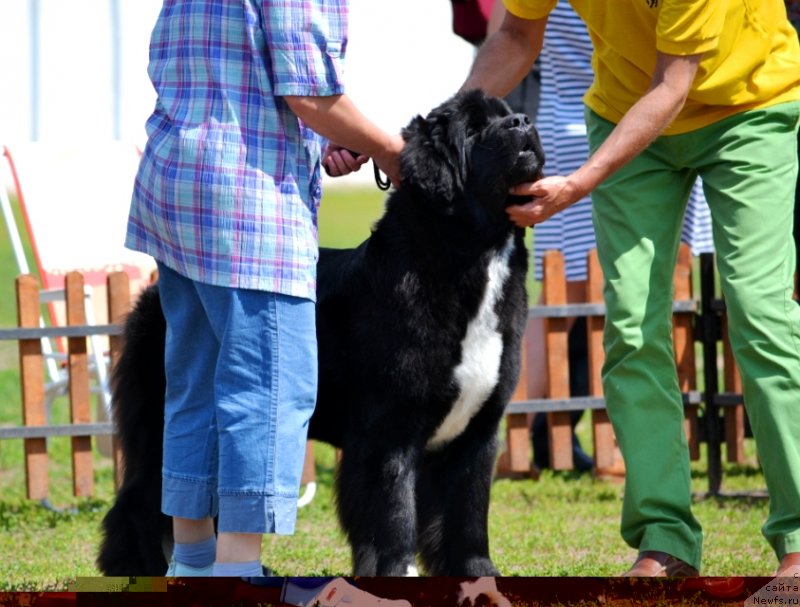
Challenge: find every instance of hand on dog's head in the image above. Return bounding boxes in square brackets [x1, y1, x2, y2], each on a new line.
[398, 89, 544, 222]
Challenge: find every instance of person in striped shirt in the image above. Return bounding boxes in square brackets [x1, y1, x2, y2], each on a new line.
[126, 0, 402, 578]
[463, 0, 800, 578]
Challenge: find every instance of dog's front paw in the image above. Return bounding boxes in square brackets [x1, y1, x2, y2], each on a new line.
[461, 557, 501, 577]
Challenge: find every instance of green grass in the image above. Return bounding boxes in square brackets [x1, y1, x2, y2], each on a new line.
[0, 185, 774, 590]
[0, 437, 775, 590]
[317, 185, 387, 248]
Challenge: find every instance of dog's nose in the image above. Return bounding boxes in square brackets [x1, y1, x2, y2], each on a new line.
[502, 113, 532, 130]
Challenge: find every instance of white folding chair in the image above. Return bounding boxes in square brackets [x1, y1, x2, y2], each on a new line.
[1, 141, 156, 442]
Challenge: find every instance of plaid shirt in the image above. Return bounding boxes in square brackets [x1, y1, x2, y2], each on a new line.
[126, 0, 348, 300]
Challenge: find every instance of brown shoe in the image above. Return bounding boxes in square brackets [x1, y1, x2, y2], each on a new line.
[776, 552, 800, 577]
[622, 551, 699, 577]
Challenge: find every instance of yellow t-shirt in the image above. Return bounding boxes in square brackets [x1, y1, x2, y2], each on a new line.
[503, 0, 800, 134]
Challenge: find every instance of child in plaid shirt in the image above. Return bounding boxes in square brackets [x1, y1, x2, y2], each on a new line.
[127, 0, 402, 580]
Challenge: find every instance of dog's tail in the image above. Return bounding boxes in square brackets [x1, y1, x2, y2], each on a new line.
[97, 284, 172, 576]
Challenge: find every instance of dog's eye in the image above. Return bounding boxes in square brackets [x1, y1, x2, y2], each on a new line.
[466, 122, 488, 140]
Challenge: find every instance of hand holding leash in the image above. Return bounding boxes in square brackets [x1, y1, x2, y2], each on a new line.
[323, 134, 403, 191]
[323, 145, 369, 177]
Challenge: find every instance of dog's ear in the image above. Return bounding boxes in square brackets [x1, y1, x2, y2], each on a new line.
[400, 112, 467, 210]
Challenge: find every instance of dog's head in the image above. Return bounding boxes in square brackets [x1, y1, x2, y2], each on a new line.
[399, 89, 544, 221]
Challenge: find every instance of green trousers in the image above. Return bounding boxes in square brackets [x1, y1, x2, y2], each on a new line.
[587, 102, 800, 571]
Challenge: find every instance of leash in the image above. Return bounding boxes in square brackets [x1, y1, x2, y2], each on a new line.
[373, 163, 391, 191]
[325, 148, 392, 191]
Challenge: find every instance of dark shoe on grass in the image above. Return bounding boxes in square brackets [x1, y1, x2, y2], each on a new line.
[622, 551, 699, 577]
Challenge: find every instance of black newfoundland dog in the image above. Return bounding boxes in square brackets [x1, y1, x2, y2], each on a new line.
[98, 89, 544, 577]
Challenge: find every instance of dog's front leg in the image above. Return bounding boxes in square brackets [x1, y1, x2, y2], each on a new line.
[416, 419, 501, 576]
[336, 443, 420, 576]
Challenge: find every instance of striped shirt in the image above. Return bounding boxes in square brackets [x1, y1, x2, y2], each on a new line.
[533, 0, 713, 281]
[789, 0, 800, 30]
[126, 0, 348, 300]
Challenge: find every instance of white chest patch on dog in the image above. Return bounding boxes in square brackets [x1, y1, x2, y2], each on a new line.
[427, 236, 514, 450]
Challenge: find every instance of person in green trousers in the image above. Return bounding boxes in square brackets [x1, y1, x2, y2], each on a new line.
[459, 0, 800, 576]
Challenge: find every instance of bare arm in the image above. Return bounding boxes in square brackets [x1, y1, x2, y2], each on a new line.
[507, 50, 703, 226]
[461, 10, 546, 97]
[486, 0, 506, 37]
[284, 94, 404, 186]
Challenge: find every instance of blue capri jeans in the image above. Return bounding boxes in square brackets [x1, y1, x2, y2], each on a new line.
[156, 262, 318, 534]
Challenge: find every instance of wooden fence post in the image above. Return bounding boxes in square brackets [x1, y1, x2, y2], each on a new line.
[673, 243, 700, 460]
[587, 251, 624, 478]
[107, 271, 130, 490]
[16, 274, 49, 500]
[496, 316, 533, 476]
[498, 321, 533, 475]
[65, 271, 93, 497]
[722, 314, 746, 464]
[543, 251, 572, 470]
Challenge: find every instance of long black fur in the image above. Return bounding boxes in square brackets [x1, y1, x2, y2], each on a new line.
[97, 89, 544, 577]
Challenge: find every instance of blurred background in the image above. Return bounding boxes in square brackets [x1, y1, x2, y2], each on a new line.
[0, 0, 476, 185]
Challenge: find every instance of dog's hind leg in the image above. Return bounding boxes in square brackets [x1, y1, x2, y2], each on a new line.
[416, 424, 501, 576]
[98, 477, 172, 575]
[335, 441, 420, 576]
[97, 285, 172, 575]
